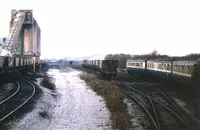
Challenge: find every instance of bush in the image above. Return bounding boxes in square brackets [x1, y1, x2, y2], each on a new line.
[41, 75, 56, 90]
[105, 54, 132, 68]
[79, 73, 95, 82]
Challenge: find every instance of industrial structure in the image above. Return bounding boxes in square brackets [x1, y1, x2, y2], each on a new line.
[0, 10, 41, 72]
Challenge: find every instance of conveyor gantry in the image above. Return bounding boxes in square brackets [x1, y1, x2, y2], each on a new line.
[1, 12, 26, 56]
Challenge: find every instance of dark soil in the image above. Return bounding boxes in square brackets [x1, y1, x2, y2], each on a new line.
[0, 69, 45, 130]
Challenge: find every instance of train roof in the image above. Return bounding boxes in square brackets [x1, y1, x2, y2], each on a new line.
[82, 59, 118, 61]
[131, 57, 148, 60]
[147, 57, 172, 61]
[172, 56, 200, 61]
[127, 59, 146, 62]
[128, 55, 200, 62]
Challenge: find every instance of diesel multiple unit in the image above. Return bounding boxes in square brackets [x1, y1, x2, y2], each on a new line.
[127, 55, 200, 81]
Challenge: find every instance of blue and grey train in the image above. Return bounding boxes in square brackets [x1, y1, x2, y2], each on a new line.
[126, 56, 200, 82]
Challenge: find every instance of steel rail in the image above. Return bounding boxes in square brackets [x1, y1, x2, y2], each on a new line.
[0, 81, 20, 105]
[153, 86, 192, 128]
[0, 79, 35, 122]
[121, 89, 159, 130]
[122, 83, 192, 129]
[137, 84, 161, 130]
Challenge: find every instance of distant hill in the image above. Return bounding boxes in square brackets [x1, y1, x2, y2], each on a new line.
[42, 54, 106, 62]
[63, 54, 106, 61]
[87, 54, 106, 60]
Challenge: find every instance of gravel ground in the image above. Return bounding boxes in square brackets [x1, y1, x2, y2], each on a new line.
[5, 68, 112, 130]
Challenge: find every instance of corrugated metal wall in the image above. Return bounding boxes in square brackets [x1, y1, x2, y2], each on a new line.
[32, 19, 41, 57]
[23, 27, 32, 54]
[22, 19, 40, 56]
[37, 25, 41, 56]
[32, 21, 37, 55]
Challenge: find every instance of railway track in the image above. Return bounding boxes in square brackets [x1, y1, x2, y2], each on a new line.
[114, 81, 195, 130]
[0, 79, 36, 122]
[121, 87, 159, 129]
[119, 82, 162, 130]
[137, 83, 161, 130]
[0, 82, 20, 105]
[134, 82, 192, 129]
[150, 83, 200, 129]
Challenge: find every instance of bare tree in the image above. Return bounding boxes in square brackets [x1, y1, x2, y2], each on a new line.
[132, 50, 169, 58]
[151, 49, 158, 55]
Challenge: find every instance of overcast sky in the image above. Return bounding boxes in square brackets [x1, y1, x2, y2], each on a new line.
[0, 0, 200, 59]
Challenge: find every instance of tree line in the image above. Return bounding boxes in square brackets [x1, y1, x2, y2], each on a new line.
[104, 50, 167, 68]
[104, 54, 132, 68]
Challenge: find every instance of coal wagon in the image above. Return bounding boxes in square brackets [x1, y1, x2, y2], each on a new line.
[82, 60, 118, 77]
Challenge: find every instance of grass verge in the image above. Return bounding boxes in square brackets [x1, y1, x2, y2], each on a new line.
[80, 72, 131, 129]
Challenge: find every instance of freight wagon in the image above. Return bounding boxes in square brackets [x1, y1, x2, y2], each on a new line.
[82, 60, 118, 77]
[0, 56, 40, 73]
